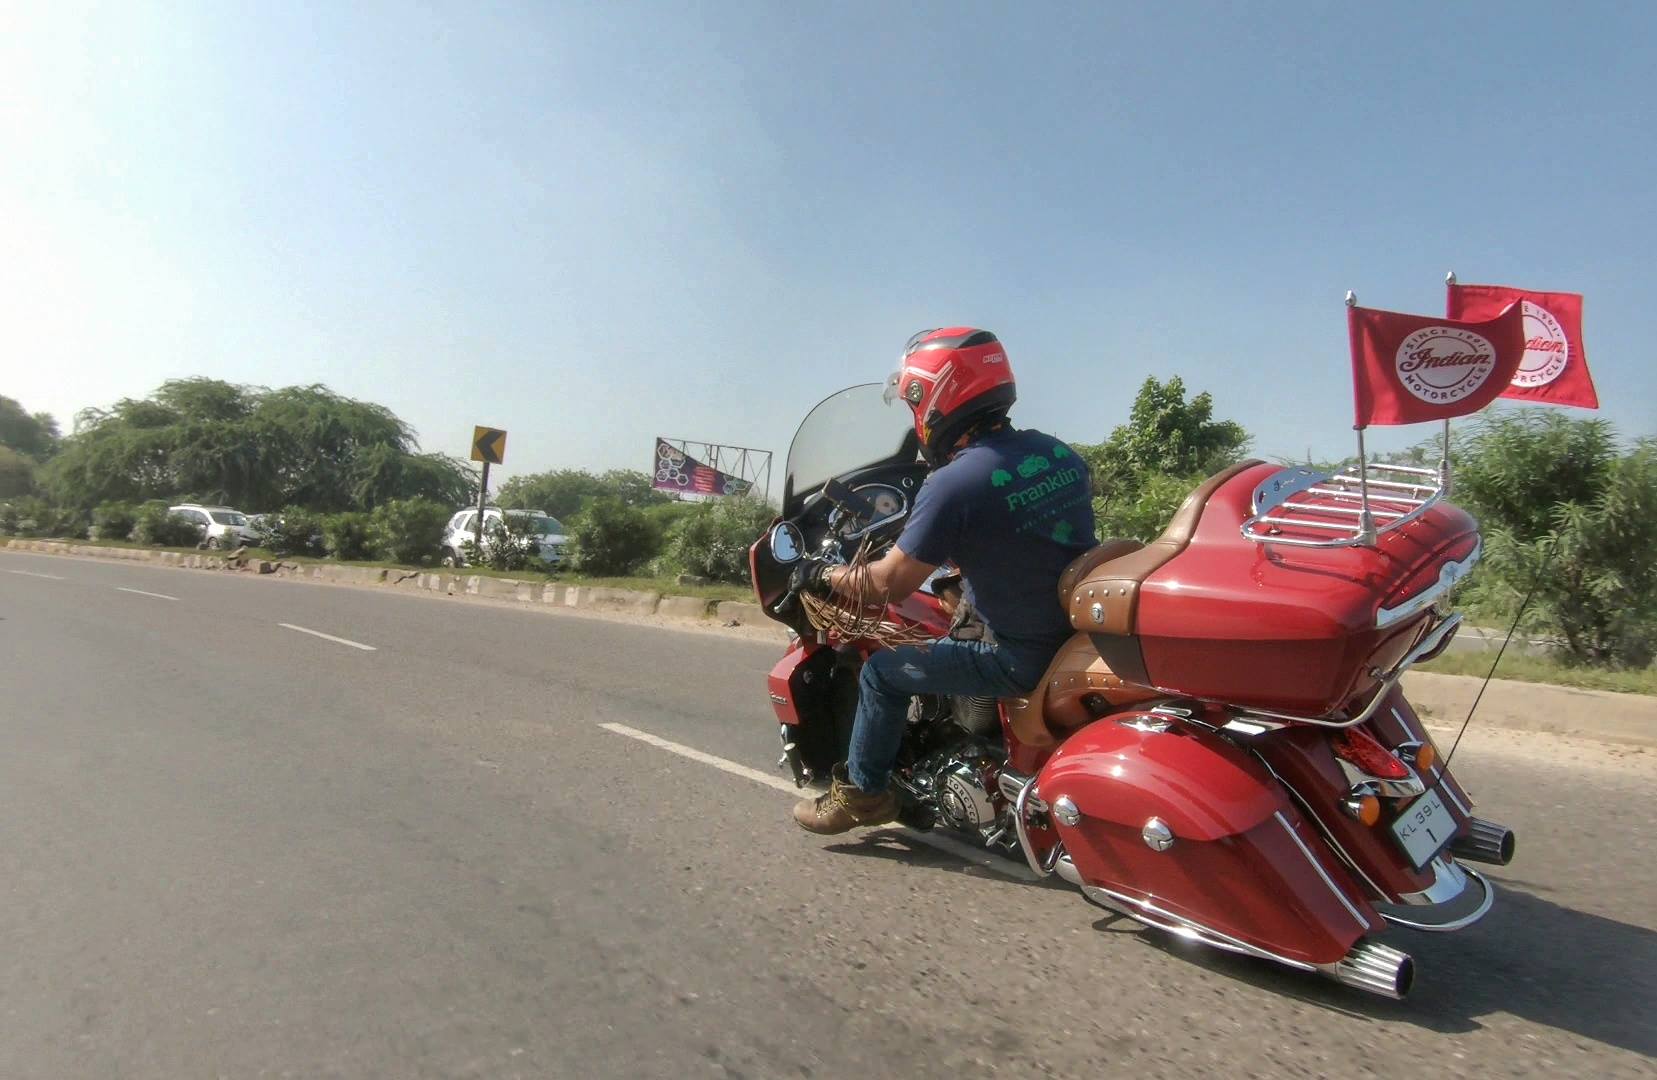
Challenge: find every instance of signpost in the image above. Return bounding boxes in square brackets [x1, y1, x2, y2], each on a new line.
[470, 426, 507, 545]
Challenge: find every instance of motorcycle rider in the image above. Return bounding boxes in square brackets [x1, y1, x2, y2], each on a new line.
[793, 328, 1098, 833]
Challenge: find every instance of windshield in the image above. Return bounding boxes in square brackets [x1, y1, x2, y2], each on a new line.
[508, 512, 565, 536]
[784, 383, 918, 511]
[209, 511, 248, 526]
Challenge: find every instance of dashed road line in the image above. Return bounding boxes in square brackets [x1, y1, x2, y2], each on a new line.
[3, 568, 65, 580]
[598, 721, 1035, 881]
[115, 586, 179, 601]
[277, 623, 377, 651]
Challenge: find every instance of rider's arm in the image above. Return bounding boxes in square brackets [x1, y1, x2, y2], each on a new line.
[825, 547, 937, 604]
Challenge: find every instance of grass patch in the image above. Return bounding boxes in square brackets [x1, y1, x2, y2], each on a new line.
[1417, 650, 1656, 696]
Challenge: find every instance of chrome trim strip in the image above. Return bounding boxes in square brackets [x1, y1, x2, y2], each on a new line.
[1376, 539, 1481, 629]
[1273, 811, 1371, 932]
[1061, 864, 1317, 973]
[1379, 865, 1495, 932]
[1251, 753, 1392, 900]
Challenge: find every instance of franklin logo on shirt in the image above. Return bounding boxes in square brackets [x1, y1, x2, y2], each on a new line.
[1003, 466, 1083, 511]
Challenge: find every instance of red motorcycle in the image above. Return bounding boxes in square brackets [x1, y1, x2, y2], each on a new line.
[751, 383, 1515, 999]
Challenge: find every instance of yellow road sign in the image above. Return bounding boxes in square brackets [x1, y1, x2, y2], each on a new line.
[471, 426, 506, 465]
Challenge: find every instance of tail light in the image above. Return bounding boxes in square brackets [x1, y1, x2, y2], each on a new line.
[1332, 727, 1410, 781]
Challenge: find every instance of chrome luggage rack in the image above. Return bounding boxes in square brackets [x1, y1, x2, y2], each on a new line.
[1241, 459, 1448, 549]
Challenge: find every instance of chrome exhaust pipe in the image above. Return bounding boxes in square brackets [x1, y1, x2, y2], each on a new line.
[1449, 817, 1516, 866]
[1321, 940, 1414, 999]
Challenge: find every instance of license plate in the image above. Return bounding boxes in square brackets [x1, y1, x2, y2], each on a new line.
[1390, 787, 1453, 868]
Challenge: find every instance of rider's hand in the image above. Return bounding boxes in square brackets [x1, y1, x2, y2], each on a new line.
[789, 560, 833, 596]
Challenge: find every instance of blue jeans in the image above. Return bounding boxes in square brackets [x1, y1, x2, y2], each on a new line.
[846, 637, 1056, 792]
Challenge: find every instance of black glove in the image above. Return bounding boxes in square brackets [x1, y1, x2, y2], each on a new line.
[789, 559, 833, 596]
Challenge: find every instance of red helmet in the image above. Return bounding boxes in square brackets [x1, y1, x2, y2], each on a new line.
[885, 328, 1017, 463]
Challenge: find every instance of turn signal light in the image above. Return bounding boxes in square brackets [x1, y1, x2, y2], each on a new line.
[1413, 743, 1438, 773]
[1343, 793, 1382, 826]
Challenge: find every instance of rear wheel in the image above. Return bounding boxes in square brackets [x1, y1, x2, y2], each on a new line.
[441, 547, 463, 568]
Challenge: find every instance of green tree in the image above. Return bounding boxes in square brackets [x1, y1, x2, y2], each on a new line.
[1451, 412, 1655, 668]
[498, 467, 669, 519]
[0, 446, 34, 498]
[0, 395, 60, 460]
[40, 379, 475, 512]
[1075, 376, 1251, 543]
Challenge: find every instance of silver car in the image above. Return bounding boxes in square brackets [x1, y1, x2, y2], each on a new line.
[168, 504, 262, 549]
[441, 508, 567, 568]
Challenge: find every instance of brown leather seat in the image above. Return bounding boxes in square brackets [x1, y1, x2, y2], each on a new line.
[1002, 459, 1265, 748]
[1066, 459, 1263, 637]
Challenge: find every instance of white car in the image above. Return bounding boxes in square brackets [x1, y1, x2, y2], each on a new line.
[441, 508, 567, 568]
[168, 504, 262, 549]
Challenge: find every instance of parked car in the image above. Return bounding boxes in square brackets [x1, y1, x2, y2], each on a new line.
[441, 508, 568, 568]
[168, 504, 262, 549]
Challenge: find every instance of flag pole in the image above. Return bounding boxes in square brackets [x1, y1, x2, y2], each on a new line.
[1441, 271, 1456, 496]
[1347, 289, 1376, 545]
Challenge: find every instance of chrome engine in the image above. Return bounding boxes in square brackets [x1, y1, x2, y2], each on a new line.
[895, 735, 1015, 848]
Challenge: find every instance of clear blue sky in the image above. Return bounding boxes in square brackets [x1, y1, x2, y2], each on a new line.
[4, 2, 1652, 489]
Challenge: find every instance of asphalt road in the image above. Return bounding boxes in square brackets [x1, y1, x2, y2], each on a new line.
[2, 549, 1653, 1079]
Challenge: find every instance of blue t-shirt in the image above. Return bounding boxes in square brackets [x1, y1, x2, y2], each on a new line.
[897, 427, 1097, 652]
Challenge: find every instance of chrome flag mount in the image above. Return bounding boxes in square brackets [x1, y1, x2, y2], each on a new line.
[1445, 272, 1598, 410]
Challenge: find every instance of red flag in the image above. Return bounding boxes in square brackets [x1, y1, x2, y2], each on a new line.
[1446, 283, 1598, 409]
[1348, 300, 1525, 427]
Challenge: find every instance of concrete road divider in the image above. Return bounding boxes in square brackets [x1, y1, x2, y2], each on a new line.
[715, 601, 766, 626]
[573, 587, 661, 616]
[657, 596, 714, 620]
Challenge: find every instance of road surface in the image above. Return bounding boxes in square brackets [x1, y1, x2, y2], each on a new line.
[2, 549, 1653, 1078]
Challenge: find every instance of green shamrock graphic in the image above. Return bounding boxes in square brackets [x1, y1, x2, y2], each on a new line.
[991, 469, 1013, 488]
[1017, 454, 1051, 479]
[1052, 520, 1075, 543]
[1052, 444, 1071, 459]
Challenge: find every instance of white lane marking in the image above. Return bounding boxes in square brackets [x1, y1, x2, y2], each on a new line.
[600, 721, 801, 793]
[115, 586, 179, 601]
[277, 623, 377, 651]
[598, 721, 1035, 881]
[3, 568, 65, 580]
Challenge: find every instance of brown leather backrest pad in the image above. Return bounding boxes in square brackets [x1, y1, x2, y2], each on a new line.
[1068, 459, 1264, 636]
[1055, 537, 1143, 608]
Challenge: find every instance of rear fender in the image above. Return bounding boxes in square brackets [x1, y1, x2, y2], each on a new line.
[1039, 716, 1377, 966]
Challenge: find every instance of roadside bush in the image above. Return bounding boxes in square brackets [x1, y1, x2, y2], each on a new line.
[1093, 472, 1204, 545]
[566, 497, 656, 576]
[91, 501, 140, 541]
[131, 502, 202, 547]
[5, 496, 89, 539]
[460, 514, 543, 572]
[321, 511, 374, 561]
[254, 506, 327, 557]
[662, 497, 775, 583]
[0, 501, 18, 536]
[368, 497, 450, 565]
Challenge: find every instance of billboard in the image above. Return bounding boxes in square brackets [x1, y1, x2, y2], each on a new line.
[653, 439, 753, 496]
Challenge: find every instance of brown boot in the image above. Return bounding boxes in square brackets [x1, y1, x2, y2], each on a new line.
[793, 764, 898, 835]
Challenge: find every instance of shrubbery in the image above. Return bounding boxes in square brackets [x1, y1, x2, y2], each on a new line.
[566, 497, 655, 576]
[253, 506, 326, 557]
[91, 501, 140, 541]
[460, 514, 544, 572]
[368, 497, 450, 565]
[130, 502, 201, 547]
[321, 512, 373, 561]
[661, 497, 776, 583]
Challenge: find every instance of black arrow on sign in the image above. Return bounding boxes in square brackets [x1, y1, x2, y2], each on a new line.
[474, 429, 505, 464]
